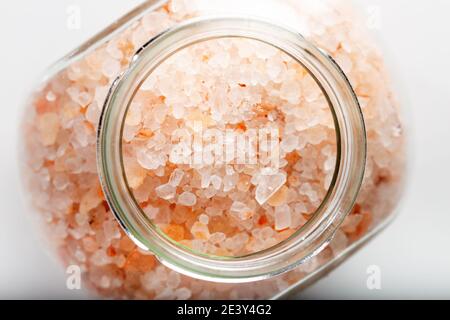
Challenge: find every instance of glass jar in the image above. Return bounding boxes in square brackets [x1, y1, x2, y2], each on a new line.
[20, 0, 407, 299]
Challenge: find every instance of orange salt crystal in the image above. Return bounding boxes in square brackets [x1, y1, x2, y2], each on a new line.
[268, 185, 288, 207]
[106, 245, 117, 257]
[125, 250, 156, 273]
[236, 121, 247, 131]
[285, 152, 301, 165]
[137, 128, 154, 139]
[34, 97, 53, 114]
[119, 235, 136, 252]
[352, 203, 362, 214]
[258, 215, 268, 226]
[97, 185, 104, 198]
[164, 224, 185, 242]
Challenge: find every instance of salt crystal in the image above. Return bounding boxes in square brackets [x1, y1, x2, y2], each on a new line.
[175, 287, 192, 300]
[37, 113, 60, 146]
[275, 204, 291, 231]
[281, 135, 299, 152]
[137, 149, 161, 170]
[178, 192, 197, 206]
[155, 184, 176, 200]
[230, 201, 253, 220]
[209, 232, 226, 244]
[210, 175, 222, 190]
[102, 58, 121, 79]
[168, 168, 184, 187]
[255, 172, 287, 205]
[199, 214, 209, 225]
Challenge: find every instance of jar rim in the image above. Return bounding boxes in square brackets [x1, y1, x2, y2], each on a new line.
[97, 15, 367, 282]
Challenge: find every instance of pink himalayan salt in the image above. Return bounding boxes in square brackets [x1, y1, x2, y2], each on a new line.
[178, 192, 197, 206]
[275, 204, 292, 231]
[255, 172, 287, 205]
[21, 0, 405, 300]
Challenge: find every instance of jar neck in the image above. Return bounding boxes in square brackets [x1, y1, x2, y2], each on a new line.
[97, 16, 367, 282]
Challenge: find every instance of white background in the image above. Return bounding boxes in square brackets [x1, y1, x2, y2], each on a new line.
[0, 0, 449, 299]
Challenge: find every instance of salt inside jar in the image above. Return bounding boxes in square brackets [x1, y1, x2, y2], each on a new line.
[21, 0, 406, 299]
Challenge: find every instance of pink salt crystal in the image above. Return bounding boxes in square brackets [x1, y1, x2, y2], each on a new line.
[101, 58, 121, 79]
[281, 135, 299, 152]
[79, 187, 102, 215]
[199, 214, 209, 225]
[86, 102, 101, 124]
[223, 174, 238, 192]
[205, 206, 222, 217]
[77, 91, 93, 108]
[230, 201, 253, 220]
[125, 159, 146, 189]
[142, 11, 171, 33]
[106, 41, 123, 60]
[103, 219, 121, 242]
[75, 212, 88, 226]
[280, 80, 302, 104]
[167, 271, 181, 289]
[299, 183, 319, 203]
[209, 232, 226, 244]
[175, 287, 192, 300]
[200, 172, 211, 188]
[210, 175, 222, 190]
[168, 169, 184, 187]
[155, 184, 176, 200]
[275, 204, 292, 231]
[341, 214, 363, 233]
[99, 276, 111, 289]
[125, 102, 142, 126]
[329, 230, 348, 255]
[52, 173, 70, 191]
[94, 86, 109, 106]
[143, 205, 159, 220]
[255, 172, 287, 205]
[178, 191, 197, 206]
[191, 222, 210, 240]
[91, 249, 111, 266]
[37, 113, 60, 146]
[137, 149, 161, 170]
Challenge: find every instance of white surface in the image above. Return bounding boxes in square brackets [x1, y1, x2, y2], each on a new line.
[0, 0, 449, 299]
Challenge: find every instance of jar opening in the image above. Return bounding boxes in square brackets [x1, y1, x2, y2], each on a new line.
[97, 16, 366, 282]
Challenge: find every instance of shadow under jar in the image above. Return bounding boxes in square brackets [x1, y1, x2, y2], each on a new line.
[20, 0, 406, 299]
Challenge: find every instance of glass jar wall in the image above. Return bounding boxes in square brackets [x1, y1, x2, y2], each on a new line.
[20, 0, 406, 299]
